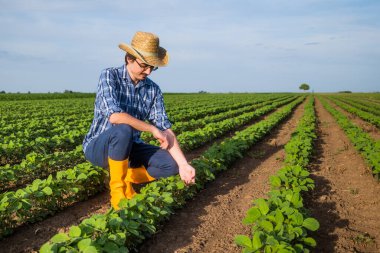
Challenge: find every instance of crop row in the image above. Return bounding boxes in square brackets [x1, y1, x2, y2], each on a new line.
[328, 96, 380, 128]
[170, 95, 293, 132]
[0, 99, 94, 124]
[331, 96, 380, 117]
[166, 93, 284, 115]
[0, 162, 107, 238]
[1, 127, 86, 166]
[39, 97, 304, 252]
[320, 96, 380, 177]
[149, 96, 299, 151]
[235, 96, 319, 253]
[0, 146, 85, 193]
[168, 94, 294, 122]
[141, 95, 295, 142]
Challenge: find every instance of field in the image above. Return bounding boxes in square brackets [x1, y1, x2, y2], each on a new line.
[0, 92, 379, 253]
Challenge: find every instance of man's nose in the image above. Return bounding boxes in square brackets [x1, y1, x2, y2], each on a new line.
[143, 68, 153, 74]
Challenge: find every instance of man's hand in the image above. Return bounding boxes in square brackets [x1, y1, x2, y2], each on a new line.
[152, 127, 169, 149]
[178, 163, 196, 185]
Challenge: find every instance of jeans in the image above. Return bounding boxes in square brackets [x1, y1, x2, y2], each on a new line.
[84, 124, 179, 179]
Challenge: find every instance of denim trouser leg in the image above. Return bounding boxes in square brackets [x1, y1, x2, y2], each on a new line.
[84, 124, 179, 179]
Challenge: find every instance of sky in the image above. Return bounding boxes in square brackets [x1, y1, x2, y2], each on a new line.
[0, 0, 379, 93]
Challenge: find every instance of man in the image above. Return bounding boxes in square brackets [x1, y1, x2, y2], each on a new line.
[83, 31, 196, 210]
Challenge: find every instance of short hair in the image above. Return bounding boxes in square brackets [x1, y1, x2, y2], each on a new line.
[125, 53, 136, 63]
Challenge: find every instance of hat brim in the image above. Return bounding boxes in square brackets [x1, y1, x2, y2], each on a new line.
[119, 43, 169, 67]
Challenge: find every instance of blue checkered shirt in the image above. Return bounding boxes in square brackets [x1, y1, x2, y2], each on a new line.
[83, 64, 172, 152]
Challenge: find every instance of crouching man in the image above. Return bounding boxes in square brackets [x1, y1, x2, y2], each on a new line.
[82, 31, 196, 209]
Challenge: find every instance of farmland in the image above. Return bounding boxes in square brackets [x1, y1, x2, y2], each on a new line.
[0, 93, 379, 253]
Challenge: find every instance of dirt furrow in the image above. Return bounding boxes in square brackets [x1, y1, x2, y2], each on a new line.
[305, 97, 380, 253]
[327, 98, 380, 140]
[139, 100, 307, 253]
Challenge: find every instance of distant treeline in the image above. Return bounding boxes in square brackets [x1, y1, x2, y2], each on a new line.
[0, 92, 96, 101]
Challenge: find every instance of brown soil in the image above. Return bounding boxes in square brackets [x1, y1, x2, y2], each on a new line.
[139, 100, 307, 253]
[0, 192, 110, 253]
[327, 98, 380, 140]
[305, 97, 380, 253]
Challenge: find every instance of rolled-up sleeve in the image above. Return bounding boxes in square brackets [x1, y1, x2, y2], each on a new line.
[149, 88, 172, 130]
[98, 69, 124, 118]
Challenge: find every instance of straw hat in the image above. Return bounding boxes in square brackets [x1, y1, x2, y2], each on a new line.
[119, 31, 169, 67]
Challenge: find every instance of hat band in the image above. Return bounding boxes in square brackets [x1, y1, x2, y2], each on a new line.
[131, 46, 158, 58]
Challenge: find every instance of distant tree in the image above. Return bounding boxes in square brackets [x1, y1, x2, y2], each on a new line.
[299, 83, 310, 91]
[64, 90, 74, 93]
[338, 91, 352, 93]
[0, 90, 5, 94]
[198, 90, 208, 94]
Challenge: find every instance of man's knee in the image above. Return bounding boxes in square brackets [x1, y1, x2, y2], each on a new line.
[148, 150, 179, 179]
[110, 124, 133, 144]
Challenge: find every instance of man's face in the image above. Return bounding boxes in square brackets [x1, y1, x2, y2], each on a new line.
[127, 58, 157, 82]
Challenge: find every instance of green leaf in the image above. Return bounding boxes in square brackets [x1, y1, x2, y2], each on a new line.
[83, 246, 99, 253]
[69, 226, 81, 238]
[270, 176, 281, 187]
[78, 238, 92, 251]
[234, 235, 253, 248]
[256, 198, 269, 215]
[95, 219, 107, 230]
[277, 249, 293, 253]
[176, 181, 185, 190]
[108, 233, 126, 246]
[77, 173, 88, 180]
[103, 242, 119, 253]
[302, 218, 320, 231]
[108, 217, 123, 229]
[42, 186, 53, 195]
[303, 237, 317, 247]
[252, 231, 263, 250]
[260, 220, 274, 232]
[291, 212, 304, 226]
[243, 207, 262, 225]
[50, 233, 70, 243]
[40, 242, 56, 253]
[266, 235, 279, 246]
[275, 210, 284, 225]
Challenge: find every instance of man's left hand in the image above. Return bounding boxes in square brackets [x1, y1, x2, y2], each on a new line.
[178, 163, 196, 185]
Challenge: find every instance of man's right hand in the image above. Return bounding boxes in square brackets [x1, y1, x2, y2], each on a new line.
[152, 127, 169, 150]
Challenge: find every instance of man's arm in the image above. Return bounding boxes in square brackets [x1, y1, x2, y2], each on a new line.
[164, 128, 196, 185]
[109, 112, 169, 149]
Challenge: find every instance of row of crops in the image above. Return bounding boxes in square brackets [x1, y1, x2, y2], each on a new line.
[232, 93, 380, 252]
[0, 92, 379, 252]
[321, 94, 380, 178]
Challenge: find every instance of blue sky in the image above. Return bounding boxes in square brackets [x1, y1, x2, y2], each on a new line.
[0, 0, 379, 93]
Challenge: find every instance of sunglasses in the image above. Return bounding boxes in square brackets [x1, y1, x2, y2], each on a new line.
[135, 59, 158, 72]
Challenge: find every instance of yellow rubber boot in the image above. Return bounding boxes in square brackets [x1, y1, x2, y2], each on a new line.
[108, 157, 128, 210]
[124, 166, 155, 199]
[126, 166, 156, 184]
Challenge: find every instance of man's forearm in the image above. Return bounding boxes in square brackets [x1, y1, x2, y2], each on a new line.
[165, 129, 188, 166]
[109, 112, 155, 133]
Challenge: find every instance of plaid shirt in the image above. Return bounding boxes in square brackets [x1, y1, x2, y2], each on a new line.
[83, 64, 172, 152]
